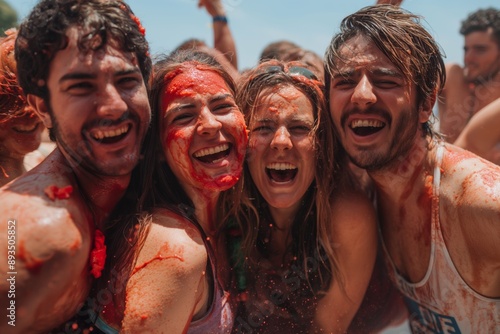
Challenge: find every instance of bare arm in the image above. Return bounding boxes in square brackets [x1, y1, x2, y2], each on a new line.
[198, 0, 238, 70]
[313, 192, 378, 333]
[443, 150, 500, 297]
[438, 63, 471, 143]
[0, 193, 92, 333]
[454, 97, 500, 163]
[121, 213, 209, 333]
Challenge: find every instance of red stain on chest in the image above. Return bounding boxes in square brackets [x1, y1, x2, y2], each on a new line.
[44, 185, 73, 201]
[89, 229, 106, 278]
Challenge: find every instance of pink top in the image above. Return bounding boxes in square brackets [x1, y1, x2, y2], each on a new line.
[188, 226, 233, 334]
[381, 144, 500, 333]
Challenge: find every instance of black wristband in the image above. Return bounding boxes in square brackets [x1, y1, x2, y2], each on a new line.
[213, 15, 228, 24]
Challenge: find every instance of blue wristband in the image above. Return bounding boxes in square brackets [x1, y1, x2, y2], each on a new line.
[213, 15, 228, 24]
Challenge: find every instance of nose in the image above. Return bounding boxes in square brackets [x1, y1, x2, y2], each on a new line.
[197, 106, 222, 136]
[96, 84, 128, 118]
[351, 76, 376, 108]
[270, 126, 292, 150]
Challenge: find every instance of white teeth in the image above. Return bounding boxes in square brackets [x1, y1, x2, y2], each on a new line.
[91, 124, 129, 140]
[14, 123, 38, 132]
[266, 162, 297, 170]
[194, 143, 229, 158]
[351, 119, 384, 128]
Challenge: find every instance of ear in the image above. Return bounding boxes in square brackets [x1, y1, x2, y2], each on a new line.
[27, 94, 52, 128]
[418, 92, 437, 123]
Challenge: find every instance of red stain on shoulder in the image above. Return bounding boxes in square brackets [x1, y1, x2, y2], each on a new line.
[132, 242, 185, 275]
[44, 185, 73, 201]
[18, 241, 44, 273]
[477, 169, 498, 188]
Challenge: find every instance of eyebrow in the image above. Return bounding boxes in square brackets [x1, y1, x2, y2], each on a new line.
[59, 68, 141, 83]
[332, 67, 404, 79]
[209, 93, 234, 103]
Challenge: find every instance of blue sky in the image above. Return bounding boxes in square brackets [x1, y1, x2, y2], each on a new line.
[8, 0, 500, 71]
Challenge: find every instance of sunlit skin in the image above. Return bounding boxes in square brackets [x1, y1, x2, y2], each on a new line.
[247, 85, 315, 228]
[161, 66, 247, 200]
[0, 25, 151, 333]
[328, 34, 430, 171]
[463, 29, 500, 83]
[36, 26, 151, 177]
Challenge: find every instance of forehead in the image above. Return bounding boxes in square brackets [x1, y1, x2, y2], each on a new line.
[162, 67, 231, 108]
[333, 35, 401, 74]
[165, 67, 229, 97]
[253, 85, 313, 119]
[49, 26, 136, 74]
[464, 29, 500, 48]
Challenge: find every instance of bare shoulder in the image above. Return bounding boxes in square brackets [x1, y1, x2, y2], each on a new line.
[442, 63, 466, 93]
[0, 174, 89, 263]
[444, 63, 465, 81]
[441, 144, 500, 208]
[133, 209, 208, 275]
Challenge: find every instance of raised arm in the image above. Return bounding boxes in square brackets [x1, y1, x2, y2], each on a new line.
[454, 97, 500, 164]
[198, 0, 238, 70]
[313, 192, 378, 333]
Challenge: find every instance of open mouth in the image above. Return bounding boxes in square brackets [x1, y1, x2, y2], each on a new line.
[193, 143, 231, 163]
[350, 119, 385, 136]
[266, 162, 298, 182]
[88, 124, 131, 144]
[12, 122, 41, 134]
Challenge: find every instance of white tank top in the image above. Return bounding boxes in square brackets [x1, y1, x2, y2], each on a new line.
[381, 144, 500, 333]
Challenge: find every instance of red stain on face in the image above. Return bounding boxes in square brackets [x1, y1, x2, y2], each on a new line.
[44, 185, 74, 201]
[160, 64, 248, 193]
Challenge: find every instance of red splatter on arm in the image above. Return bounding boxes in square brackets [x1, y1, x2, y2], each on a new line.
[44, 185, 73, 201]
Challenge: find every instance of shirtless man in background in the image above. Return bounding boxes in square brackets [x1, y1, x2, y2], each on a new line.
[438, 8, 500, 144]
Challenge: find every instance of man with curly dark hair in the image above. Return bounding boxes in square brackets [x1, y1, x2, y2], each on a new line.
[0, 1, 151, 332]
[438, 8, 500, 146]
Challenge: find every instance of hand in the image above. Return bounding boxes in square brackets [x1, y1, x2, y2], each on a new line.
[198, 0, 225, 17]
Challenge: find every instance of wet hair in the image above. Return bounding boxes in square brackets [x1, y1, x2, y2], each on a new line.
[324, 5, 446, 138]
[172, 38, 208, 53]
[460, 7, 500, 47]
[15, 0, 152, 101]
[224, 59, 341, 294]
[0, 28, 30, 121]
[259, 40, 302, 62]
[100, 50, 236, 315]
[259, 40, 324, 80]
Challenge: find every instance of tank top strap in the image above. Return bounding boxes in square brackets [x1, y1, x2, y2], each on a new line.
[432, 142, 445, 241]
